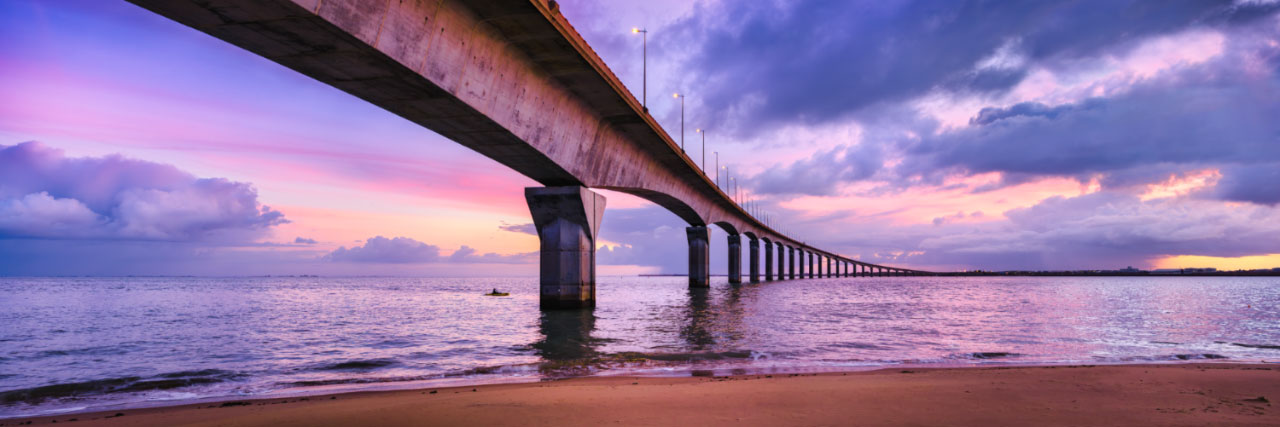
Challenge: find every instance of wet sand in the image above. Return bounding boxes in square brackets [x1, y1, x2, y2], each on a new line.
[10, 363, 1278, 426]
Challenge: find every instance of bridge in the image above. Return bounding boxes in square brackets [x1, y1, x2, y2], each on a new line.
[127, 0, 933, 309]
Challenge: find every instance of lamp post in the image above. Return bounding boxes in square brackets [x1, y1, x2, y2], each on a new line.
[715, 153, 720, 187]
[696, 128, 706, 173]
[726, 165, 731, 197]
[673, 92, 685, 150]
[631, 28, 647, 111]
[730, 177, 736, 203]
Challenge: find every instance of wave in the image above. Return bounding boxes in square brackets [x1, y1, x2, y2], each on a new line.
[0, 369, 240, 406]
[315, 359, 398, 371]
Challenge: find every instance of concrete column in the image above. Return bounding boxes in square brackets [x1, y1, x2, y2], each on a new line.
[526, 186, 606, 310]
[687, 226, 710, 288]
[727, 234, 742, 284]
[763, 241, 774, 281]
[796, 251, 802, 278]
[808, 252, 815, 279]
[748, 237, 760, 283]
[778, 243, 786, 279]
[788, 247, 796, 279]
[827, 257, 834, 278]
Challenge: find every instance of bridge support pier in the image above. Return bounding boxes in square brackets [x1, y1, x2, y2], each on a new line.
[526, 186, 606, 310]
[778, 243, 786, 279]
[808, 252, 815, 279]
[688, 226, 711, 287]
[763, 241, 773, 281]
[748, 237, 760, 283]
[727, 234, 742, 284]
[788, 247, 796, 279]
[797, 250, 804, 278]
[796, 251, 802, 278]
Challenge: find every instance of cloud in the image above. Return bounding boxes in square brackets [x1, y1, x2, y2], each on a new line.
[0, 141, 287, 241]
[752, 143, 884, 196]
[498, 222, 537, 236]
[324, 236, 441, 263]
[968, 101, 1087, 125]
[449, 245, 536, 264]
[1214, 163, 1280, 205]
[913, 191, 1280, 269]
[747, 15, 1280, 200]
[671, 0, 1279, 134]
[902, 80, 1280, 181]
[324, 236, 534, 264]
[294, 237, 318, 244]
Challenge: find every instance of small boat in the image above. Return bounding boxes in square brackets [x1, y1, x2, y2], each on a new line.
[485, 289, 509, 297]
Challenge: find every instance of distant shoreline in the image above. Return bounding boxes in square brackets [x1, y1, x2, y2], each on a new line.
[641, 271, 1280, 277]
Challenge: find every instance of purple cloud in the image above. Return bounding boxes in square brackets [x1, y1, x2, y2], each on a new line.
[0, 141, 286, 241]
[498, 222, 537, 236]
[665, 0, 1279, 135]
[324, 237, 535, 264]
[325, 236, 441, 263]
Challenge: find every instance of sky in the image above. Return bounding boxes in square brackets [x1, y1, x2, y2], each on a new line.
[2, 0, 1280, 276]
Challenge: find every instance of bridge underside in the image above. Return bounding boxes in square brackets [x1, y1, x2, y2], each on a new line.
[127, 0, 931, 310]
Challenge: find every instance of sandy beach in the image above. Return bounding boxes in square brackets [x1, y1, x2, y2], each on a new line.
[7, 363, 1276, 426]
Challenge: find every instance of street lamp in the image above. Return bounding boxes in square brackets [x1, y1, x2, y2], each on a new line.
[631, 27, 647, 111]
[696, 128, 706, 173]
[729, 177, 735, 203]
[725, 165, 731, 197]
[673, 92, 685, 151]
[715, 153, 720, 187]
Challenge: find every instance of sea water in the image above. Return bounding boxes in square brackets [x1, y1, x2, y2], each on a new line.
[2, 275, 1278, 417]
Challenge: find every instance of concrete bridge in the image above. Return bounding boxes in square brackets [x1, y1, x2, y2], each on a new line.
[128, 0, 933, 308]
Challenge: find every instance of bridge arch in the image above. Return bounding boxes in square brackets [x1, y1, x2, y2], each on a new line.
[711, 220, 740, 235]
[594, 186, 705, 226]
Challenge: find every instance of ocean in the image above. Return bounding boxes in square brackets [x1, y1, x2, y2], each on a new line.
[2, 275, 1278, 418]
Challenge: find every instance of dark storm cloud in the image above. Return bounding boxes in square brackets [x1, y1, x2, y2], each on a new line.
[676, 0, 1278, 134]
[750, 14, 1280, 198]
[901, 73, 1280, 185]
[907, 89, 1279, 178]
[1215, 163, 1280, 205]
[752, 143, 883, 196]
[968, 101, 1088, 126]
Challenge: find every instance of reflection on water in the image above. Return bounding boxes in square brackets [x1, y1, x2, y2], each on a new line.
[532, 309, 597, 362]
[681, 287, 714, 349]
[2, 275, 1279, 417]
